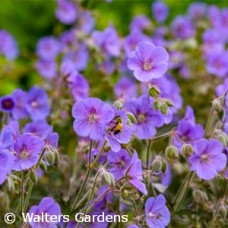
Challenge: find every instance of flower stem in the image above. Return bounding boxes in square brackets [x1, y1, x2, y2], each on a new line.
[20, 172, 25, 214]
[146, 140, 152, 170]
[204, 108, 215, 138]
[173, 172, 195, 212]
[23, 181, 34, 213]
[70, 140, 106, 212]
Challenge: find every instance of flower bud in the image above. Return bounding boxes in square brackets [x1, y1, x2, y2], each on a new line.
[30, 171, 38, 184]
[165, 99, 174, 107]
[40, 160, 47, 172]
[148, 86, 160, 98]
[217, 134, 227, 146]
[154, 100, 160, 110]
[181, 144, 193, 158]
[102, 170, 115, 186]
[127, 112, 137, 124]
[212, 98, 223, 112]
[161, 160, 167, 173]
[53, 150, 59, 165]
[152, 156, 163, 173]
[160, 103, 168, 115]
[45, 151, 55, 166]
[193, 189, 208, 204]
[165, 145, 179, 160]
[113, 99, 124, 110]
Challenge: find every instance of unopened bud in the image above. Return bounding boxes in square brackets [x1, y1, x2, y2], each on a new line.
[30, 171, 38, 184]
[102, 170, 115, 186]
[40, 160, 47, 172]
[127, 112, 137, 124]
[212, 98, 223, 112]
[165, 145, 179, 160]
[148, 86, 160, 97]
[217, 134, 227, 146]
[193, 189, 208, 204]
[152, 156, 163, 173]
[45, 151, 55, 165]
[53, 150, 59, 165]
[154, 100, 160, 110]
[113, 99, 124, 109]
[161, 160, 167, 173]
[181, 144, 193, 158]
[165, 99, 174, 107]
[160, 103, 168, 115]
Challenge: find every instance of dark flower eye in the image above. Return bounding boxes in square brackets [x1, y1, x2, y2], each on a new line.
[0, 96, 15, 112]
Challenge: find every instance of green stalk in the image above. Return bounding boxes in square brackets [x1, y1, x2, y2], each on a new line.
[146, 140, 152, 170]
[173, 172, 195, 212]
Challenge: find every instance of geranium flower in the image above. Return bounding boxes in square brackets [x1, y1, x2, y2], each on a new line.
[145, 194, 170, 228]
[189, 139, 227, 180]
[152, 2, 169, 23]
[72, 98, 114, 141]
[127, 41, 169, 82]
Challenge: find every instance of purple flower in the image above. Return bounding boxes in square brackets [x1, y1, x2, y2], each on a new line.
[152, 2, 169, 23]
[130, 15, 151, 32]
[124, 96, 164, 140]
[206, 51, 228, 78]
[28, 197, 61, 228]
[62, 45, 89, 71]
[188, 2, 207, 20]
[36, 36, 60, 60]
[172, 106, 204, 148]
[189, 139, 227, 180]
[36, 60, 57, 79]
[77, 11, 95, 33]
[127, 41, 169, 82]
[114, 77, 137, 99]
[92, 26, 121, 57]
[145, 194, 170, 228]
[13, 133, 44, 171]
[12, 89, 28, 120]
[105, 109, 132, 152]
[0, 149, 14, 185]
[215, 78, 228, 97]
[125, 151, 147, 195]
[107, 149, 131, 179]
[0, 95, 15, 113]
[0, 30, 19, 60]
[55, 0, 77, 24]
[23, 120, 53, 140]
[0, 125, 14, 150]
[26, 86, 50, 121]
[72, 98, 114, 141]
[171, 16, 195, 39]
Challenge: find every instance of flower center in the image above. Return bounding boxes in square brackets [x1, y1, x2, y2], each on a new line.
[20, 144, 30, 159]
[200, 154, 210, 163]
[148, 212, 161, 220]
[31, 101, 38, 108]
[137, 113, 146, 123]
[143, 61, 152, 71]
[1, 98, 15, 110]
[89, 113, 98, 123]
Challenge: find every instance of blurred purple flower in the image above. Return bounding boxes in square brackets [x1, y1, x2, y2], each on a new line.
[28, 197, 61, 228]
[0, 95, 15, 113]
[172, 106, 204, 148]
[124, 96, 164, 139]
[0, 30, 19, 60]
[55, 0, 77, 24]
[107, 149, 131, 179]
[92, 26, 121, 57]
[206, 51, 228, 78]
[145, 194, 170, 228]
[215, 78, 228, 97]
[26, 86, 50, 121]
[0, 149, 14, 185]
[0, 125, 14, 150]
[127, 41, 169, 82]
[189, 139, 227, 180]
[188, 2, 207, 20]
[130, 15, 151, 32]
[72, 98, 114, 141]
[12, 89, 28, 120]
[171, 16, 195, 39]
[125, 151, 147, 195]
[152, 2, 169, 23]
[36, 59, 57, 79]
[23, 120, 53, 140]
[36, 36, 60, 60]
[114, 77, 137, 99]
[77, 11, 95, 33]
[13, 133, 44, 171]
